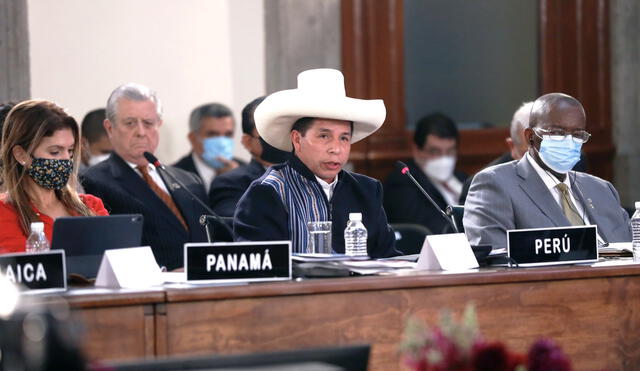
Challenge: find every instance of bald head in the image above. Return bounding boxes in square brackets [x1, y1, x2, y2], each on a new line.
[524, 93, 588, 180]
[529, 93, 586, 129]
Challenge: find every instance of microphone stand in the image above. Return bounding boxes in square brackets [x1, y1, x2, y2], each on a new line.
[397, 161, 460, 234]
[143, 152, 232, 242]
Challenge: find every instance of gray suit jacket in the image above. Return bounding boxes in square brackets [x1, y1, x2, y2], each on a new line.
[463, 157, 631, 250]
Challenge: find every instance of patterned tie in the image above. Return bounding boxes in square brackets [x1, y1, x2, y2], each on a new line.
[555, 183, 585, 226]
[137, 165, 189, 231]
[439, 180, 460, 201]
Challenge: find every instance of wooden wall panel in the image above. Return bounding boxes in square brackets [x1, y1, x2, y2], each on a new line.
[540, 0, 613, 180]
[341, 0, 409, 180]
[342, 0, 614, 181]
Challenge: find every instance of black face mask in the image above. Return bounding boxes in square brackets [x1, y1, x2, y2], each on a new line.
[259, 137, 292, 164]
[27, 158, 73, 190]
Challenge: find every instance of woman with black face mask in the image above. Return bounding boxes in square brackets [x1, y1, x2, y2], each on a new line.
[0, 100, 108, 253]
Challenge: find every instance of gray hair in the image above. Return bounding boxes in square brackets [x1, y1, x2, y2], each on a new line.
[510, 101, 534, 145]
[189, 103, 233, 133]
[106, 83, 162, 124]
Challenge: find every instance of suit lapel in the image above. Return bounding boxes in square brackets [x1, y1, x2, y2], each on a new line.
[570, 175, 610, 241]
[159, 168, 195, 222]
[110, 155, 188, 234]
[516, 158, 568, 226]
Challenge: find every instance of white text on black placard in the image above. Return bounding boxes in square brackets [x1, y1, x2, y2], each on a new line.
[0, 250, 67, 292]
[507, 225, 598, 267]
[185, 241, 291, 283]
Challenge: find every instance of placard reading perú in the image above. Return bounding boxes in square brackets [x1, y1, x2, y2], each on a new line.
[507, 225, 598, 267]
[184, 241, 291, 283]
[0, 250, 67, 292]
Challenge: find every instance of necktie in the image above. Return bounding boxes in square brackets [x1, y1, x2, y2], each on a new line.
[137, 165, 189, 231]
[439, 180, 460, 201]
[555, 183, 584, 226]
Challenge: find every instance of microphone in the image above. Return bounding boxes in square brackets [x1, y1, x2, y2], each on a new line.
[396, 161, 460, 234]
[143, 151, 232, 242]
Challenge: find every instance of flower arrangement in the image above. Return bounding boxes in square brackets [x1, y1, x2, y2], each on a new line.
[399, 305, 572, 371]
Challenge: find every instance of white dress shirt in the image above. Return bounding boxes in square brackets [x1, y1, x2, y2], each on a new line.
[525, 152, 590, 224]
[429, 175, 463, 206]
[315, 176, 338, 201]
[192, 152, 216, 193]
[525, 152, 607, 245]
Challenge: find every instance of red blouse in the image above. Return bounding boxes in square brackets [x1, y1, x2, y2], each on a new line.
[0, 194, 109, 254]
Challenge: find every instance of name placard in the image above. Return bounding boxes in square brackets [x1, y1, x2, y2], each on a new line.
[184, 241, 291, 283]
[507, 225, 598, 267]
[416, 233, 479, 271]
[0, 250, 67, 292]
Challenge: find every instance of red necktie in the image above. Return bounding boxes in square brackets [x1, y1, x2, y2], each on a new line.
[137, 165, 189, 231]
[439, 181, 459, 200]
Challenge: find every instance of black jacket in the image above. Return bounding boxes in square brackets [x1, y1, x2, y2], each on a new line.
[209, 159, 266, 217]
[173, 152, 247, 185]
[384, 158, 467, 234]
[81, 153, 209, 270]
[234, 156, 398, 258]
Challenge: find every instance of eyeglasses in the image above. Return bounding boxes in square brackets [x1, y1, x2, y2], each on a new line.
[533, 127, 591, 144]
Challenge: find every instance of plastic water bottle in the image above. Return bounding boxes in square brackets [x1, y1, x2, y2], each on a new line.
[632, 202, 640, 263]
[344, 213, 368, 257]
[25, 222, 50, 253]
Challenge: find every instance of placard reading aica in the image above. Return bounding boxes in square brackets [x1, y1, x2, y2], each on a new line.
[184, 241, 291, 283]
[0, 250, 67, 292]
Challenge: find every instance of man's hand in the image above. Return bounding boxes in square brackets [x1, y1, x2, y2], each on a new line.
[216, 157, 240, 174]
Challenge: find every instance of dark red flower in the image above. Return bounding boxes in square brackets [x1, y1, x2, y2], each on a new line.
[472, 342, 509, 371]
[527, 339, 572, 371]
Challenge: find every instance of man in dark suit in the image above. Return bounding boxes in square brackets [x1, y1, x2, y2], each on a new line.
[82, 83, 209, 270]
[384, 113, 467, 234]
[173, 103, 245, 193]
[209, 97, 291, 216]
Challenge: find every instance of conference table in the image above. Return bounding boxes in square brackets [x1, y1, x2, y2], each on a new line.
[39, 260, 640, 370]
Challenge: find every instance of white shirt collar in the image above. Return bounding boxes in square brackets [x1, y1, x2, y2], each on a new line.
[525, 152, 572, 192]
[315, 176, 338, 201]
[524, 152, 603, 242]
[192, 152, 216, 192]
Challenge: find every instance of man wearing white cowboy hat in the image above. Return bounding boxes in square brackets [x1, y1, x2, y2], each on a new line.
[233, 68, 398, 257]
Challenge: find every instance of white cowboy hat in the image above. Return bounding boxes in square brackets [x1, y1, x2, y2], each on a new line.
[254, 68, 387, 151]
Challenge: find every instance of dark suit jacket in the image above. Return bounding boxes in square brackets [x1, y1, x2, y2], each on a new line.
[209, 159, 266, 217]
[81, 153, 209, 270]
[173, 152, 247, 184]
[384, 159, 467, 234]
[234, 156, 398, 258]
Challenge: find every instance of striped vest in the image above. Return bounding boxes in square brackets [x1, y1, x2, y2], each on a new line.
[261, 165, 330, 253]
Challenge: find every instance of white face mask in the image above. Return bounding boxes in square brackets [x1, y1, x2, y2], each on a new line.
[423, 155, 456, 182]
[88, 153, 111, 167]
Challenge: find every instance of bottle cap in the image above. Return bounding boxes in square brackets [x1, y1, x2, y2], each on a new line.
[349, 213, 362, 221]
[636, 201, 640, 210]
[30, 222, 44, 233]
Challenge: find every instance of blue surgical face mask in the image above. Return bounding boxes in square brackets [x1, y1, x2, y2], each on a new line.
[202, 136, 234, 169]
[537, 136, 582, 174]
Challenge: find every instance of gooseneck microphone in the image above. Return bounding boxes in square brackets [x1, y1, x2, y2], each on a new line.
[143, 152, 232, 242]
[396, 161, 460, 234]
